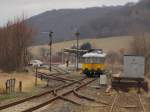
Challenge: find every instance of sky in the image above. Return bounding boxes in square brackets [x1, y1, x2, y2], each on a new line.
[0, 0, 139, 26]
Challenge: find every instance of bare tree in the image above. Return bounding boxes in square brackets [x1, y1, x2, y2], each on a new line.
[106, 51, 119, 73]
[130, 33, 150, 75]
[118, 48, 125, 64]
[0, 17, 36, 71]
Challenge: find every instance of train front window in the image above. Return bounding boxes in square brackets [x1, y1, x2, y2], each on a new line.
[83, 57, 105, 64]
[94, 57, 105, 63]
[100, 57, 105, 63]
[83, 58, 89, 63]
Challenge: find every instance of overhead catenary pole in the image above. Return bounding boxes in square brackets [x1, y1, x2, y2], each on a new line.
[75, 31, 80, 71]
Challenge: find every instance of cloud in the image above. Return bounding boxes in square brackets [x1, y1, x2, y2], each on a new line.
[0, 0, 139, 26]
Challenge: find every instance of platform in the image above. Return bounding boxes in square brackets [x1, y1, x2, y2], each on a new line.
[112, 75, 148, 93]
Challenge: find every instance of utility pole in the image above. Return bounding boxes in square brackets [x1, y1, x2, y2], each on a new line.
[75, 31, 80, 71]
[49, 31, 53, 72]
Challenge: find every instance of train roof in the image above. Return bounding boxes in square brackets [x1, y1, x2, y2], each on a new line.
[82, 50, 106, 58]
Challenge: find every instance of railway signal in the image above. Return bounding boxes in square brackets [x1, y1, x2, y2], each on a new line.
[40, 31, 53, 72]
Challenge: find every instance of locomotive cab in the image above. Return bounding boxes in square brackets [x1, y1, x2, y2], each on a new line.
[82, 50, 106, 77]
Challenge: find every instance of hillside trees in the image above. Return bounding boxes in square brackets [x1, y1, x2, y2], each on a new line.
[131, 33, 150, 75]
[0, 18, 36, 71]
[80, 42, 92, 50]
[130, 1, 150, 75]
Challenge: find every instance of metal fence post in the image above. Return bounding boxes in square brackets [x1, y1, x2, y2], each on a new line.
[19, 81, 22, 92]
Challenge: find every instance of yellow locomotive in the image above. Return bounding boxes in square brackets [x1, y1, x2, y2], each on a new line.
[82, 49, 106, 77]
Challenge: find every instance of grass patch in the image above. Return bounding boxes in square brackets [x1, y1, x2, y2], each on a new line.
[0, 83, 47, 102]
[0, 93, 17, 101]
[0, 92, 28, 101]
[27, 83, 47, 96]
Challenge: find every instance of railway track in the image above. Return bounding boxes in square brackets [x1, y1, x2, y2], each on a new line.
[51, 65, 70, 75]
[1, 70, 147, 112]
[22, 78, 96, 112]
[37, 72, 77, 82]
[109, 92, 145, 112]
[0, 74, 94, 112]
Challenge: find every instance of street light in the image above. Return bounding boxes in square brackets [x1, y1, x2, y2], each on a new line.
[75, 31, 80, 71]
[49, 31, 53, 72]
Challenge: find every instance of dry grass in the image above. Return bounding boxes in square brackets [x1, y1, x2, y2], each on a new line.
[29, 36, 133, 57]
[0, 72, 46, 93]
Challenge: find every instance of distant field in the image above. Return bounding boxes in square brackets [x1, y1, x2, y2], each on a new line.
[29, 36, 133, 57]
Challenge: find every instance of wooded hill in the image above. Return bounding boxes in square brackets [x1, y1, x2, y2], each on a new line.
[27, 0, 150, 44]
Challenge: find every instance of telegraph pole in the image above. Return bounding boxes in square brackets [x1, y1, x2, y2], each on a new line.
[49, 31, 53, 72]
[75, 31, 80, 71]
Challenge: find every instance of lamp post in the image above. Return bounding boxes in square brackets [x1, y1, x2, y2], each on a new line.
[49, 31, 53, 72]
[75, 31, 80, 71]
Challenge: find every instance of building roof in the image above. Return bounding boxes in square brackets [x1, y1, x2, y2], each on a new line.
[83, 51, 106, 58]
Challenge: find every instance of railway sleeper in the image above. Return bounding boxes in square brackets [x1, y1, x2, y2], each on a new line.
[58, 96, 108, 107]
[20, 79, 96, 112]
[37, 73, 67, 83]
[73, 89, 109, 105]
[38, 72, 77, 82]
[121, 105, 137, 108]
[58, 96, 81, 106]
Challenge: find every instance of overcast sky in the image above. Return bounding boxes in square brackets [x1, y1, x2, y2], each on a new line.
[0, 0, 139, 26]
